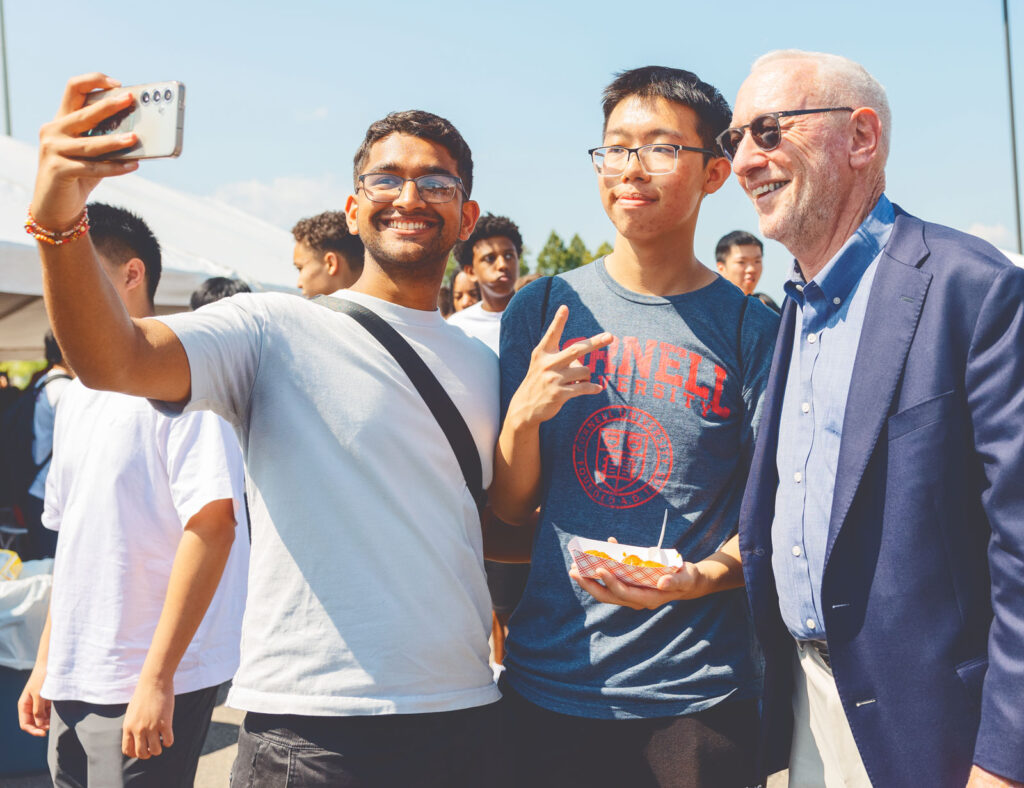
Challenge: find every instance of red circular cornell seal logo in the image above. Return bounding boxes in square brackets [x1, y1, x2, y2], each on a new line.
[572, 406, 673, 509]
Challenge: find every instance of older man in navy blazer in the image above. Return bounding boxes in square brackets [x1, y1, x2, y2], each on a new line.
[722, 50, 1024, 788]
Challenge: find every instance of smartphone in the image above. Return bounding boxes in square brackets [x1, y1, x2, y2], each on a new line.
[82, 81, 185, 159]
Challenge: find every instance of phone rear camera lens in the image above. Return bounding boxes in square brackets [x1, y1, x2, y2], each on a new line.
[164, 89, 173, 101]
[153, 91, 161, 103]
[141, 91, 150, 104]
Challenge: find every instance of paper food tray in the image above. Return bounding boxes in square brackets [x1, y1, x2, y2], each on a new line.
[567, 536, 683, 589]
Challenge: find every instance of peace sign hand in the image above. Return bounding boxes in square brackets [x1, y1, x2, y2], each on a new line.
[506, 305, 612, 429]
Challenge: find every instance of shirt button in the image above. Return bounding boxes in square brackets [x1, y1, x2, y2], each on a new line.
[833, 297, 842, 306]
[801, 402, 810, 413]
[796, 284, 804, 293]
[794, 471, 803, 483]
[792, 545, 802, 557]
[806, 619, 817, 630]
[807, 333, 817, 344]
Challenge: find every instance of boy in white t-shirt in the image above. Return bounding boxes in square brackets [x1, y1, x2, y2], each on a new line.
[447, 213, 523, 354]
[18, 203, 249, 787]
[29, 74, 518, 787]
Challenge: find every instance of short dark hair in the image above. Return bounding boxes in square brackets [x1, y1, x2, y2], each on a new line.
[715, 230, 764, 263]
[190, 277, 251, 310]
[291, 211, 364, 269]
[43, 330, 64, 367]
[353, 110, 474, 197]
[87, 202, 162, 304]
[601, 66, 731, 161]
[453, 213, 523, 270]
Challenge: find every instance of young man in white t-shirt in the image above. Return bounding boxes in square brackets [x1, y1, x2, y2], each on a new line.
[28, 74, 511, 787]
[447, 212, 522, 354]
[18, 203, 249, 786]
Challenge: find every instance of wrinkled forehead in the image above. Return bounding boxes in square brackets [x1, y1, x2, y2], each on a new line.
[733, 61, 820, 124]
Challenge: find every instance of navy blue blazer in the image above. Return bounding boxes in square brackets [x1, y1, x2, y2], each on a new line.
[739, 206, 1024, 787]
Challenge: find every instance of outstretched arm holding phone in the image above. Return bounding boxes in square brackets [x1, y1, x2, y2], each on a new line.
[32, 73, 190, 402]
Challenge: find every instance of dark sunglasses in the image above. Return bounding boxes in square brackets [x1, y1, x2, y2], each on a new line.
[716, 107, 854, 161]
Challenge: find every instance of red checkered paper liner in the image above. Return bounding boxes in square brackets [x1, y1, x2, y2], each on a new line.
[567, 536, 683, 589]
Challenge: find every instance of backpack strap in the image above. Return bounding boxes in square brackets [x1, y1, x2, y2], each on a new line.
[32, 372, 72, 473]
[314, 296, 486, 510]
[539, 274, 555, 337]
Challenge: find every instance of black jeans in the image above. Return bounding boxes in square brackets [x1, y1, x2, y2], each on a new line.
[498, 678, 759, 788]
[231, 702, 504, 788]
[49, 684, 218, 788]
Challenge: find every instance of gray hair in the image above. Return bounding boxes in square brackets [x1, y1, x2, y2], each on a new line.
[751, 50, 891, 165]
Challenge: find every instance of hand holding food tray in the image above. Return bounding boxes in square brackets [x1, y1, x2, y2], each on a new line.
[567, 536, 683, 589]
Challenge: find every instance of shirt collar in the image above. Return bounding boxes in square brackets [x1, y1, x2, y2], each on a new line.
[784, 194, 895, 310]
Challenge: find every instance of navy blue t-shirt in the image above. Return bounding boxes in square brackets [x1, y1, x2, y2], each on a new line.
[499, 260, 779, 719]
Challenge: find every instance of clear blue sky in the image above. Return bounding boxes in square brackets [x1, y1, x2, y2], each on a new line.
[5, 0, 1023, 299]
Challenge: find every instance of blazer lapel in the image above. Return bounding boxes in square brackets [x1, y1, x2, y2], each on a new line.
[741, 296, 795, 551]
[823, 212, 932, 567]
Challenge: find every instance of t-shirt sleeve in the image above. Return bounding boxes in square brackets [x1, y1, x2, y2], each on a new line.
[149, 294, 264, 429]
[162, 409, 247, 529]
[740, 298, 781, 448]
[498, 278, 548, 423]
[41, 417, 65, 532]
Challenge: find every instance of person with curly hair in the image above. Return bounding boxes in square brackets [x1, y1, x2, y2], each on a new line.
[448, 212, 522, 353]
[291, 210, 364, 297]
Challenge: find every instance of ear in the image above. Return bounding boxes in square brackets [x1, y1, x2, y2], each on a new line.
[848, 107, 882, 170]
[123, 258, 147, 294]
[345, 194, 359, 235]
[457, 199, 481, 241]
[716, 261, 727, 274]
[461, 263, 478, 283]
[323, 251, 340, 276]
[702, 156, 732, 196]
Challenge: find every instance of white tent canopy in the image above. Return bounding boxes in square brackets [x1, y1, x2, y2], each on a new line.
[1, 135, 297, 359]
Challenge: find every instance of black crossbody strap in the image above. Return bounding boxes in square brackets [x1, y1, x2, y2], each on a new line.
[316, 296, 486, 509]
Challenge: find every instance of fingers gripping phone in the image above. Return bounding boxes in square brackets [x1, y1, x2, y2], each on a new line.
[82, 81, 185, 159]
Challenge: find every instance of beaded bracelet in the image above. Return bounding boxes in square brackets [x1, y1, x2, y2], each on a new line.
[25, 207, 90, 246]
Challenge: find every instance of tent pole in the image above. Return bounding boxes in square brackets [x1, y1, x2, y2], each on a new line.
[0, 0, 10, 136]
[1005, 0, 1022, 253]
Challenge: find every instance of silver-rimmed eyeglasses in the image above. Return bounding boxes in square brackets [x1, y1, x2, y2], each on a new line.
[357, 173, 467, 203]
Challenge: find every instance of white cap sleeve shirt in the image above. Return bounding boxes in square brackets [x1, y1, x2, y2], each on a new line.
[153, 291, 501, 716]
[41, 380, 249, 704]
[447, 302, 502, 355]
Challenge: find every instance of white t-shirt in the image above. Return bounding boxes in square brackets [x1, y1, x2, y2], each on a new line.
[28, 369, 72, 499]
[447, 302, 503, 354]
[41, 381, 249, 705]
[154, 290, 501, 716]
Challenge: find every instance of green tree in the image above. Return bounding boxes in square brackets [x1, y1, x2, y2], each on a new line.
[593, 241, 613, 259]
[535, 231, 569, 275]
[567, 234, 591, 268]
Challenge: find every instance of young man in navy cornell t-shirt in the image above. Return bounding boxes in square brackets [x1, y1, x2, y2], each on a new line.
[491, 67, 779, 788]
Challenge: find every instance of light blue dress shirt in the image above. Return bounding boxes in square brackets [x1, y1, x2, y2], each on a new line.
[771, 194, 895, 640]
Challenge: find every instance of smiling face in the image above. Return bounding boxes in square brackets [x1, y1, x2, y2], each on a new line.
[346, 133, 478, 277]
[730, 63, 851, 255]
[598, 96, 729, 246]
[467, 235, 518, 304]
[717, 243, 763, 295]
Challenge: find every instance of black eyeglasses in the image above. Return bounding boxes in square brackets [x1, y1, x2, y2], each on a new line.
[715, 107, 854, 161]
[588, 143, 717, 177]
[357, 173, 467, 203]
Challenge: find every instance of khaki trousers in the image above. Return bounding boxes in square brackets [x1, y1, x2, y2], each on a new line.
[787, 641, 873, 788]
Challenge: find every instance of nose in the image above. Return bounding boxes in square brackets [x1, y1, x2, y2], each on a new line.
[619, 149, 648, 182]
[730, 130, 767, 179]
[392, 179, 426, 210]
